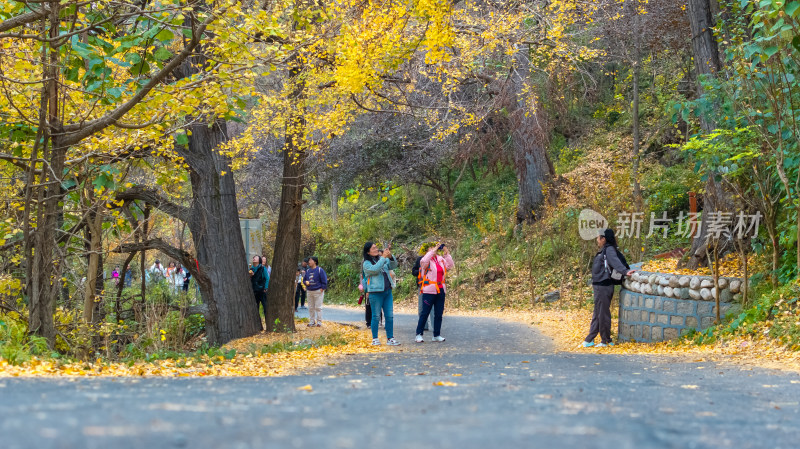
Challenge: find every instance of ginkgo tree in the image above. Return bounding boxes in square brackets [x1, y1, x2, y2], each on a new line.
[0, 0, 285, 345]
[228, 0, 603, 328]
[0, 0, 604, 349]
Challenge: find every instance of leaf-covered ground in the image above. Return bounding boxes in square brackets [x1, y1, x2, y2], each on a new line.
[0, 320, 384, 377]
[440, 306, 800, 373]
[641, 254, 754, 278]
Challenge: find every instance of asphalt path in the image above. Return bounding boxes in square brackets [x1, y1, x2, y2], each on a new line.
[2, 305, 800, 449]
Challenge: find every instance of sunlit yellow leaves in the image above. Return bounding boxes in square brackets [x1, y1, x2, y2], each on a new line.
[433, 380, 458, 387]
[0, 321, 385, 377]
[297, 384, 313, 391]
[642, 254, 755, 278]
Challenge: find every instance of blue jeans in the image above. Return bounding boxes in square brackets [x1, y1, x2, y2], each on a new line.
[369, 289, 394, 339]
[416, 292, 445, 337]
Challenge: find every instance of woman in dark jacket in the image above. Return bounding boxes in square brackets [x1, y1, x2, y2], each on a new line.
[583, 229, 634, 348]
[249, 256, 268, 331]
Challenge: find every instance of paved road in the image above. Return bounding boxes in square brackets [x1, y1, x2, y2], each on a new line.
[2, 306, 800, 449]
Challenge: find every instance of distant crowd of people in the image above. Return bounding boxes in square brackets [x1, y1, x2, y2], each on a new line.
[147, 260, 192, 293]
[101, 260, 191, 293]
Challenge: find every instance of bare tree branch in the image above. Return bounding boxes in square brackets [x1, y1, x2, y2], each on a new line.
[116, 186, 191, 223]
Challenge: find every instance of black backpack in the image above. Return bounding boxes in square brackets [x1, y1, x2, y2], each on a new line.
[411, 257, 422, 278]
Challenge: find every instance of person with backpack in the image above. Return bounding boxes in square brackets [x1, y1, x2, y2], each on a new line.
[249, 255, 268, 331]
[412, 243, 436, 331]
[583, 228, 635, 348]
[415, 243, 455, 343]
[362, 241, 400, 346]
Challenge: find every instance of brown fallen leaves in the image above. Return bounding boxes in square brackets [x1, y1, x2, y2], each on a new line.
[0, 321, 385, 377]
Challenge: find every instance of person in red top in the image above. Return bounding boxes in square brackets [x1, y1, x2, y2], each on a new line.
[415, 243, 455, 343]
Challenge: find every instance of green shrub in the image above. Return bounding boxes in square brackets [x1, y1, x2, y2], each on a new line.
[0, 313, 52, 365]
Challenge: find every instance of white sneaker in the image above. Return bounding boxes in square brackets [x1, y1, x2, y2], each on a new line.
[432, 336, 446, 342]
[595, 342, 607, 348]
[386, 338, 401, 346]
[371, 338, 381, 346]
[415, 334, 424, 343]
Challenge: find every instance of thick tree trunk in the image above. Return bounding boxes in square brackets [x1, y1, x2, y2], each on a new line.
[510, 47, 554, 224]
[183, 120, 262, 344]
[266, 56, 306, 334]
[687, 0, 721, 88]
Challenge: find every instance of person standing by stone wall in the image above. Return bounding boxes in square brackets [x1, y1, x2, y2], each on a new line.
[583, 229, 634, 348]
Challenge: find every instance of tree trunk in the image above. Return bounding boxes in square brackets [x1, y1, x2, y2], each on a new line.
[183, 119, 263, 344]
[138, 205, 150, 324]
[510, 46, 554, 224]
[330, 183, 338, 222]
[687, 0, 721, 91]
[116, 251, 137, 321]
[684, 0, 726, 270]
[83, 207, 103, 323]
[28, 3, 64, 346]
[266, 55, 306, 334]
[160, 32, 262, 344]
[630, 0, 643, 210]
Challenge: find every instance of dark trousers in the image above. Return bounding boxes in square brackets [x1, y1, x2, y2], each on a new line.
[416, 292, 445, 337]
[585, 284, 614, 344]
[254, 290, 267, 330]
[294, 284, 306, 309]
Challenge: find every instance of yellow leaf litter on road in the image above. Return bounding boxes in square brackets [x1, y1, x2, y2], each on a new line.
[440, 306, 800, 373]
[0, 321, 385, 377]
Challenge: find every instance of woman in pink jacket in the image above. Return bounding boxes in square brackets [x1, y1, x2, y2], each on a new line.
[415, 243, 455, 343]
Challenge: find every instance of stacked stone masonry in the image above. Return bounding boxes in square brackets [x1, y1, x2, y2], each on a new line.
[618, 271, 745, 343]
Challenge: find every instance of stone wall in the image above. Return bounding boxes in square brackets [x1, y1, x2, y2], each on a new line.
[618, 271, 744, 342]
